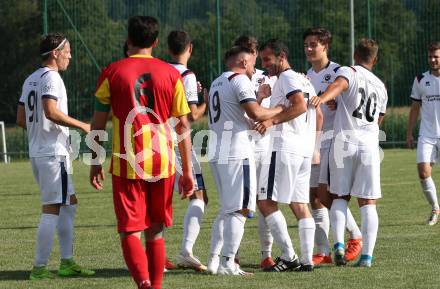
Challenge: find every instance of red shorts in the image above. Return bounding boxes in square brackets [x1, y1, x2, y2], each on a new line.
[112, 175, 175, 233]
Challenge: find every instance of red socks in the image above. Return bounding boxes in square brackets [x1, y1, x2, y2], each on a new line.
[121, 234, 150, 287]
[146, 238, 166, 289]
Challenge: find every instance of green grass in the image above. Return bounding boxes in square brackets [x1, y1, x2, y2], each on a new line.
[0, 149, 439, 288]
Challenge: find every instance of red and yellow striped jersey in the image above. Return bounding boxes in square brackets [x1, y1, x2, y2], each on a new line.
[94, 54, 190, 180]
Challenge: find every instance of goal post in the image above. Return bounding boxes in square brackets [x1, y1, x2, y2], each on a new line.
[0, 121, 8, 163]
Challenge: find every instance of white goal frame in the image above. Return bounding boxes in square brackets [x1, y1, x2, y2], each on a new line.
[0, 121, 8, 163]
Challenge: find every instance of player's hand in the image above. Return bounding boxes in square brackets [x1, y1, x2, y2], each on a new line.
[179, 174, 195, 199]
[197, 81, 203, 94]
[310, 96, 322, 107]
[257, 83, 271, 100]
[326, 99, 337, 110]
[90, 165, 105, 190]
[254, 119, 274, 135]
[406, 135, 414, 149]
[203, 88, 209, 104]
[312, 150, 320, 165]
[82, 123, 91, 134]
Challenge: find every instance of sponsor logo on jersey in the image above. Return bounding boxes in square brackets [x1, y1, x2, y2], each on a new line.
[324, 74, 331, 81]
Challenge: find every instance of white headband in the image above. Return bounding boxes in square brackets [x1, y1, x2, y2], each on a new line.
[41, 38, 67, 56]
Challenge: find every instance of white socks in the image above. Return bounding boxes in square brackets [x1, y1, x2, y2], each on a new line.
[311, 208, 330, 255]
[346, 208, 362, 239]
[34, 213, 58, 267]
[265, 210, 295, 261]
[421, 177, 440, 211]
[209, 213, 224, 256]
[330, 199, 348, 249]
[58, 205, 76, 260]
[221, 213, 246, 269]
[258, 212, 273, 258]
[360, 204, 378, 257]
[181, 199, 205, 256]
[298, 218, 315, 265]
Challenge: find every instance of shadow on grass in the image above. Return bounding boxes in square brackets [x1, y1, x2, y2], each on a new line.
[0, 268, 131, 281]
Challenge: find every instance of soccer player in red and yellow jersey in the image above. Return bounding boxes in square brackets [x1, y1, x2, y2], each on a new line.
[89, 16, 194, 289]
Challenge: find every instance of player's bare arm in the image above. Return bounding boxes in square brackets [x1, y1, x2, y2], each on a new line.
[406, 100, 421, 149]
[254, 92, 307, 135]
[16, 103, 26, 129]
[189, 102, 207, 121]
[175, 114, 195, 199]
[89, 110, 109, 190]
[241, 101, 283, 122]
[43, 98, 90, 133]
[310, 76, 348, 107]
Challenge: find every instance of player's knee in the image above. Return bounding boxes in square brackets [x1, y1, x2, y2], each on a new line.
[191, 189, 206, 202]
[358, 198, 376, 207]
[42, 204, 61, 215]
[257, 200, 277, 217]
[144, 223, 164, 240]
[69, 194, 78, 205]
[290, 202, 311, 219]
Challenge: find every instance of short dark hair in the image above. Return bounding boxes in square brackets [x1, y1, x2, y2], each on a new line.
[428, 41, 440, 53]
[233, 35, 258, 51]
[355, 38, 378, 62]
[168, 30, 191, 55]
[303, 27, 332, 47]
[224, 45, 253, 63]
[128, 16, 159, 48]
[258, 38, 289, 58]
[40, 32, 67, 60]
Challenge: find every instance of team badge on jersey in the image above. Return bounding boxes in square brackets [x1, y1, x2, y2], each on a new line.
[426, 81, 430, 86]
[324, 74, 331, 81]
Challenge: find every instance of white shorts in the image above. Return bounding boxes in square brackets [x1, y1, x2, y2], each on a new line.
[310, 164, 320, 188]
[209, 158, 256, 214]
[255, 150, 270, 183]
[329, 141, 381, 199]
[416, 136, 440, 164]
[319, 147, 331, 185]
[258, 151, 311, 204]
[31, 155, 74, 205]
[174, 148, 205, 192]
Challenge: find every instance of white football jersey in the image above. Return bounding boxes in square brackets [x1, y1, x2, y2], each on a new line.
[208, 72, 256, 161]
[170, 63, 199, 105]
[332, 65, 388, 145]
[19, 67, 70, 157]
[410, 71, 440, 138]
[269, 69, 317, 157]
[252, 69, 277, 152]
[307, 61, 341, 148]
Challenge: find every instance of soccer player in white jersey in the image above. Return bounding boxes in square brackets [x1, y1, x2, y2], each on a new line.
[234, 35, 278, 270]
[304, 28, 363, 265]
[406, 42, 440, 226]
[207, 46, 283, 275]
[255, 39, 322, 272]
[207, 36, 278, 271]
[310, 39, 388, 267]
[167, 30, 208, 271]
[16, 33, 94, 280]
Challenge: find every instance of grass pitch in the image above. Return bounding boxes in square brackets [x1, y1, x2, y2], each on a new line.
[0, 149, 439, 289]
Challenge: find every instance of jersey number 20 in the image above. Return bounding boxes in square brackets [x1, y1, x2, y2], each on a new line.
[352, 87, 377, 122]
